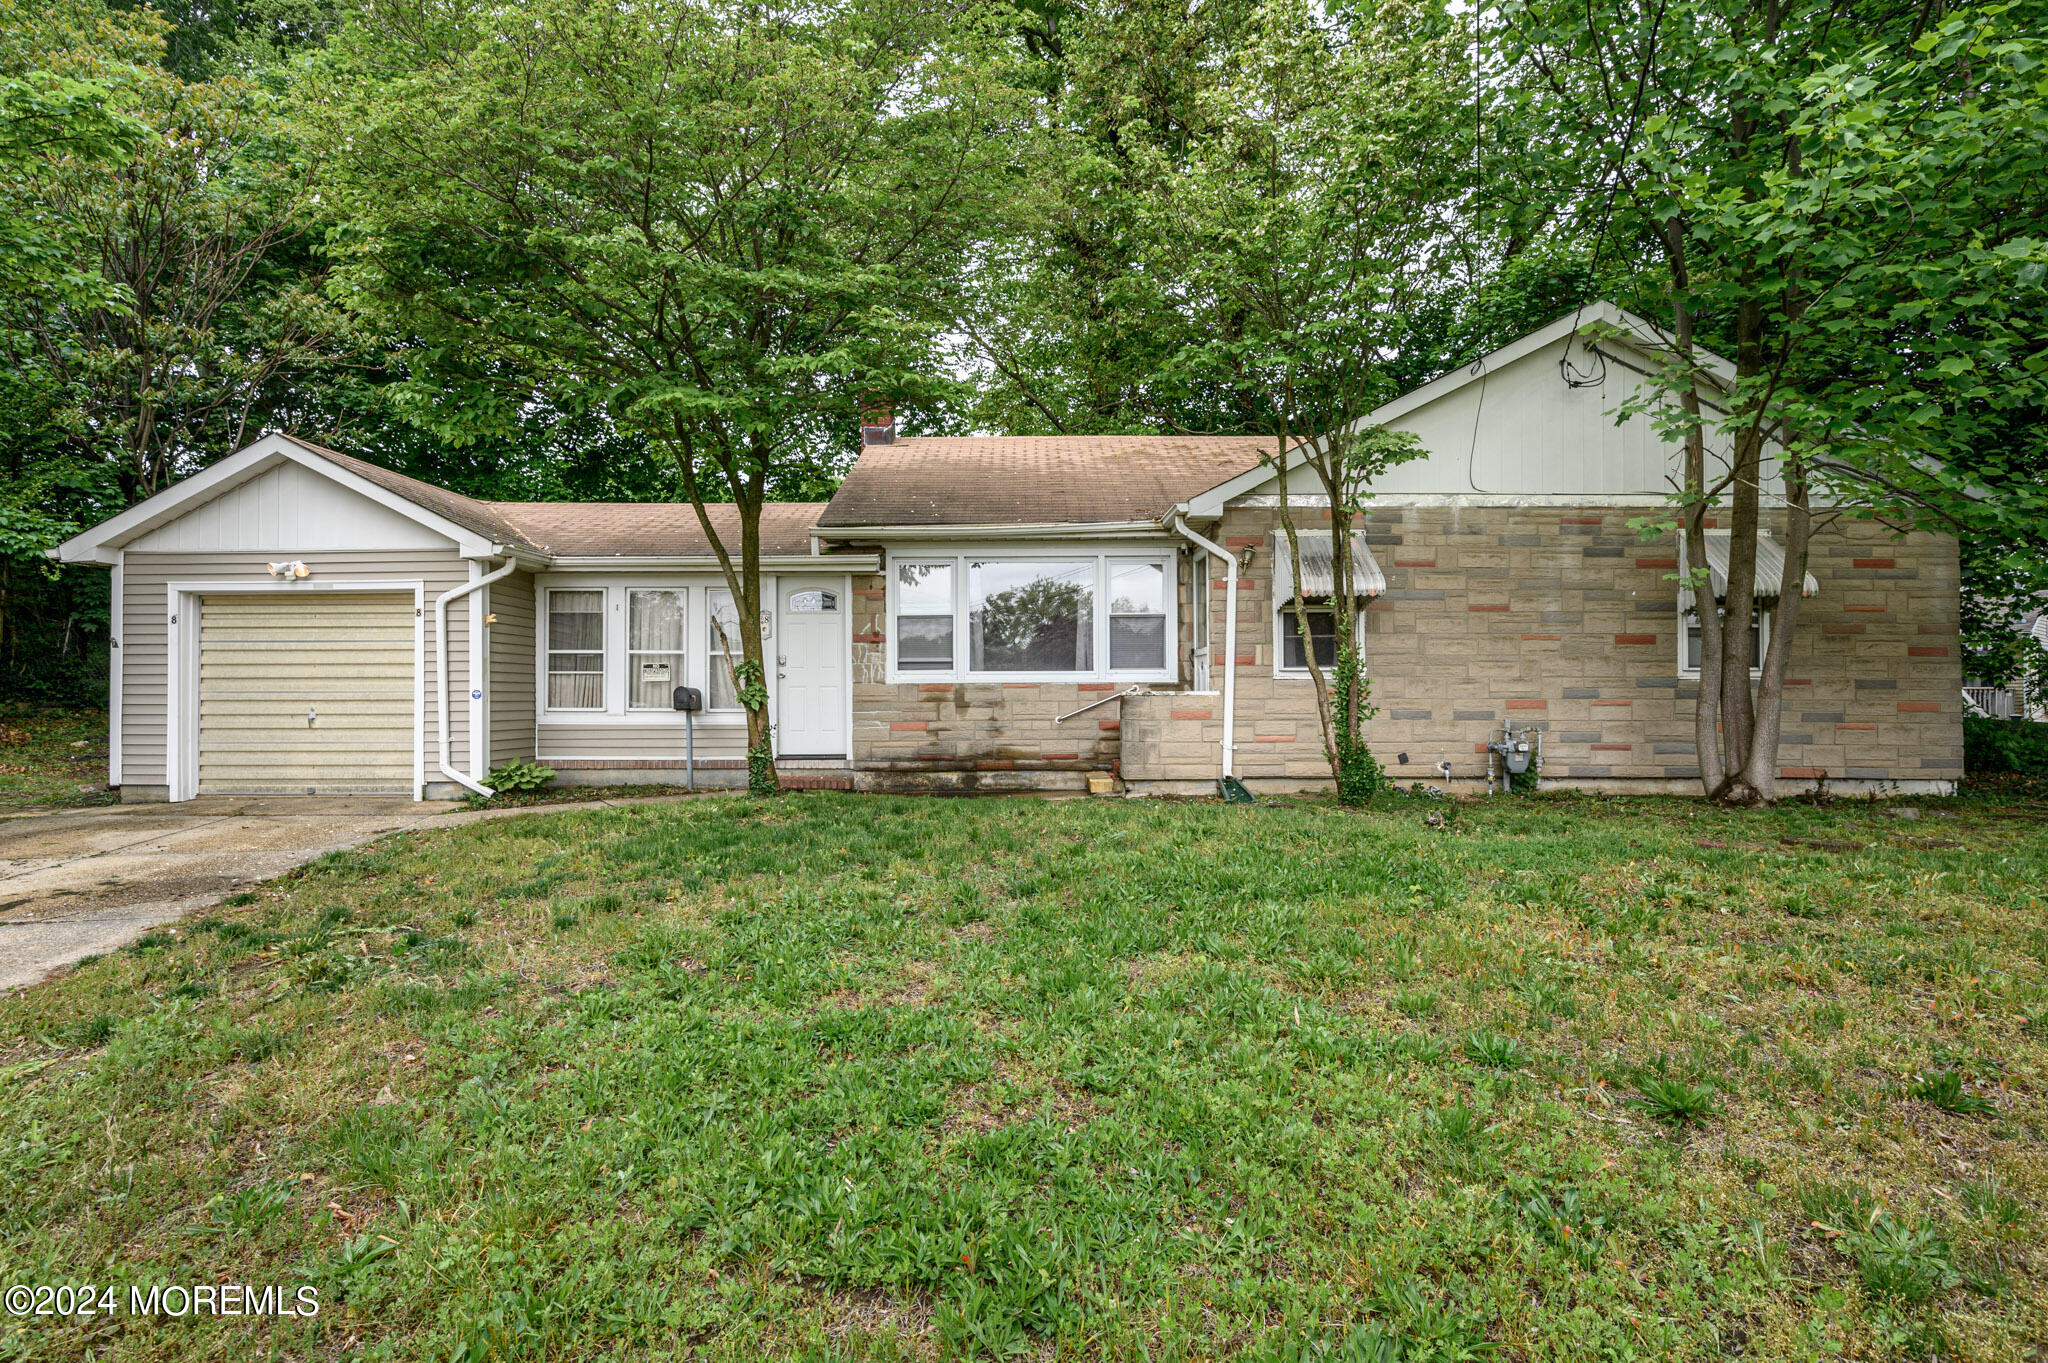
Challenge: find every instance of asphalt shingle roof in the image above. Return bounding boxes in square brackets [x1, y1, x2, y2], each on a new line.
[284, 437, 824, 558]
[494, 501, 825, 558]
[814, 435, 1284, 529]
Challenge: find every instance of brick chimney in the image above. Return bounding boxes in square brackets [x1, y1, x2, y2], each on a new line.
[860, 402, 895, 446]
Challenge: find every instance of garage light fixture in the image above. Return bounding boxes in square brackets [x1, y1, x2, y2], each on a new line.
[265, 560, 311, 580]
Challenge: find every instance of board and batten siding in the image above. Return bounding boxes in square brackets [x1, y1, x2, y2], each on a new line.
[119, 550, 475, 794]
[487, 569, 538, 766]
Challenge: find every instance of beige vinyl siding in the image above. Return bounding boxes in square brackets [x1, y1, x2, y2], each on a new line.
[120, 550, 471, 789]
[197, 593, 414, 794]
[536, 719, 748, 762]
[488, 570, 537, 765]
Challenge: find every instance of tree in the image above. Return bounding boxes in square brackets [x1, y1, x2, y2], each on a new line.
[1130, 0, 1459, 802]
[1499, 0, 2048, 803]
[316, 0, 1025, 795]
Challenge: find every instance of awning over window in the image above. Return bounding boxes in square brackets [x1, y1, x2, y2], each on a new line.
[1680, 529, 1819, 614]
[1271, 532, 1385, 608]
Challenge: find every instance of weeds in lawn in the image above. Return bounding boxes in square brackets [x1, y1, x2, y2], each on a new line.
[1907, 1068, 1997, 1115]
[1632, 1075, 1718, 1127]
[1460, 1031, 1528, 1069]
[1, 792, 2043, 1359]
[1846, 1214, 1960, 1304]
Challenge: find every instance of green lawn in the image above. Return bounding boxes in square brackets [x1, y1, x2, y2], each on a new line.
[2, 792, 2045, 1360]
[0, 709, 114, 813]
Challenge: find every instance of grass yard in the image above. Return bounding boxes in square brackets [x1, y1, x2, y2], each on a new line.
[2, 792, 2045, 1361]
[0, 709, 114, 813]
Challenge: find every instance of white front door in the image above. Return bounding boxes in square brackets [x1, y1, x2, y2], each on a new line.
[776, 576, 847, 757]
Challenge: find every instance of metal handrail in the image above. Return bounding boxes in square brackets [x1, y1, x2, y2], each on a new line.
[1055, 687, 1145, 724]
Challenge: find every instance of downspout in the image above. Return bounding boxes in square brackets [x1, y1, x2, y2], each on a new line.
[1172, 516, 1236, 780]
[434, 557, 517, 797]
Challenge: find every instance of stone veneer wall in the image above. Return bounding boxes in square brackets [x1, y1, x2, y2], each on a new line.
[845, 566, 1201, 792]
[843, 509, 1962, 795]
[1122, 504, 1962, 793]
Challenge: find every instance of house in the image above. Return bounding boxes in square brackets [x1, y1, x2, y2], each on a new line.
[1964, 599, 2047, 721]
[55, 304, 1963, 801]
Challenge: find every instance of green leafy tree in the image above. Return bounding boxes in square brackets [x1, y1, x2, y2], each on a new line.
[1500, 0, 2048, 804]
[315, 0, 1027, 793]
[1131, 0, 1458, 802]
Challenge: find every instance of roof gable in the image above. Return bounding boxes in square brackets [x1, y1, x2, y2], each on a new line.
[1182, 303, 1736, 514]
[54, 434, 513, 564]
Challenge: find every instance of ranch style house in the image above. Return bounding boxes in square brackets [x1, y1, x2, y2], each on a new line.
[55, 305, 1963, 801]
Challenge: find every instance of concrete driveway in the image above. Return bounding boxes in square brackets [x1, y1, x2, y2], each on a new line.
[0, 796, 460, 993]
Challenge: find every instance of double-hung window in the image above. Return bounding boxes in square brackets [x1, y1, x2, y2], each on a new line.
[1682, 610, 1768, 676]
[1107, 560, 1168, 671]
[1279, 606, 1340, 670]
[706, 588, 742, 711]
[894, 562, 955, 671]
[888, 552, 1174, 681]
[627, 589, 686, 709]
[546, 589, 605, 710]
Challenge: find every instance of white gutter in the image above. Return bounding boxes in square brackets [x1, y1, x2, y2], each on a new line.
[545, 553, 879, 570]
[1172, 516, 1236, 780]
[434, 557, 517, 797]
[815, 521, 1168, 542]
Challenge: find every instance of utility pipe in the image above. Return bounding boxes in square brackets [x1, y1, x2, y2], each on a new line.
[434, 558, 517, 798]
[1172, 516, 1237, 780]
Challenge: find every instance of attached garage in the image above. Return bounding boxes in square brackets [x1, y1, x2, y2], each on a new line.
[55, 433, 548, 802]
[195, 592, 418, 795]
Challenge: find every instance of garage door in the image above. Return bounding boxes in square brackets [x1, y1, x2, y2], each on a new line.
[198, 593, 416, 795]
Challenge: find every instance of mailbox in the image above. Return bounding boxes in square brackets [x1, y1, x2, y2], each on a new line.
[672, 685, 702, 712]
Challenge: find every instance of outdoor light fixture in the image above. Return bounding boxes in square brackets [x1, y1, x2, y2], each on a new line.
[1237, 544, 1257, 571]
[265, 560, 312, 580]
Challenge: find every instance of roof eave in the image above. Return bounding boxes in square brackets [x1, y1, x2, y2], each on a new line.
[53, 434, 499, 562]
[542, 552, 878, 570]
[812, 520, 1172, 541]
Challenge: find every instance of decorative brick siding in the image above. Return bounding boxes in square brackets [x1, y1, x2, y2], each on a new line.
[1122, 693, 1226, 781]
[1173, 505, 1960, 790]
[843, 566, 1175, 789]
[839, 512, 1961, 793]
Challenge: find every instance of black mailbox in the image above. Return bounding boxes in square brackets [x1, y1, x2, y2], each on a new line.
[672, 685, 703, 712]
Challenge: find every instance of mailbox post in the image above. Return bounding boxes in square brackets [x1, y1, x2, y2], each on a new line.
[672, 686, 703, 789]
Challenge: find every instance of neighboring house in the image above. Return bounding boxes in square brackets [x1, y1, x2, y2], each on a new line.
[56, 304, 1963, 801]
[1964, 600, 2048, 721]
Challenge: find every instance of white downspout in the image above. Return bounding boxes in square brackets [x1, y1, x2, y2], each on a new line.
[434, 557, 517, 797]
[1173, 516, 1236, 780]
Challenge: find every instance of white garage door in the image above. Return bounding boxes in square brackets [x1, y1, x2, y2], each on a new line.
[197, 593, 416, 795]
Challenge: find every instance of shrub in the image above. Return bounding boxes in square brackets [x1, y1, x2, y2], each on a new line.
[1963, 714, 2048, 775]
[486, 759, 557, 794]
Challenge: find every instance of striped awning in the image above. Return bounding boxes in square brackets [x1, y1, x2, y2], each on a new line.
[1272, 532, 1385, 607]
[1680, 530, 1819, 614]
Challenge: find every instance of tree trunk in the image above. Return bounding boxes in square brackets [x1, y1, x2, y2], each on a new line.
[1713, 297, 1768, 806]
[673, 426, 778, 796]
[1737, 450, 1813, 803]
[1666, 288, 1729, 797]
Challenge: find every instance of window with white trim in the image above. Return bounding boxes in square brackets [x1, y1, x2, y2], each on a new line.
[1682, 607, 1770, 676]
[627, 589, 686, 709]
[886, 551, 1175, 681]
[1108, 560, 1168, 671]
[707, 588, 742, 711]
[971, 558, 1094, 672]
[893, 561, 955, 671]
[1278, 605, 1341, 671]
[546, 589, 605, 709]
